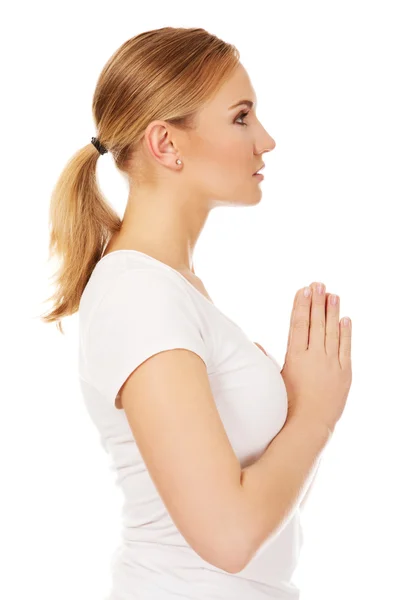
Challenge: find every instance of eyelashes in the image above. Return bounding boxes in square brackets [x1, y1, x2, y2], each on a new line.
[235, 110, 250, 126]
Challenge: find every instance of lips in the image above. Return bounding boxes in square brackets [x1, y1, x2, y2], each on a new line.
[253, 163, 265, 175]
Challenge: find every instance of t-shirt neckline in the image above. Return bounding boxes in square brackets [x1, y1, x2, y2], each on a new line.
[97, 249, 242, 329]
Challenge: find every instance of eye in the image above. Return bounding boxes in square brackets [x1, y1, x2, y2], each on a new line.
[235, 110, 250, 126]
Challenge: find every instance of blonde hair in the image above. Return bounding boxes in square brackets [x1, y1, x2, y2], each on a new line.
[39, 27, 240, 334]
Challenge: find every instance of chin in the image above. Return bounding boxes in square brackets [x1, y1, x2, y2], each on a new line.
[213, 188, 263, 208]
[241, 188, 263, 206]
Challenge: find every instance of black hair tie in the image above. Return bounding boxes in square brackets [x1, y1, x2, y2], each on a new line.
[91, 136, 108, 155]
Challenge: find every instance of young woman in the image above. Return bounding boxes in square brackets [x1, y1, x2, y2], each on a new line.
[41, 26, 352, 600]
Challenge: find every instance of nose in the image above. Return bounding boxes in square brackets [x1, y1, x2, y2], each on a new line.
[261, 135, 276, 153]
[255, 133, 276, 156]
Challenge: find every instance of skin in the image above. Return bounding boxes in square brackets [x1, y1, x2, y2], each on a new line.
[104, 62, 276, 279]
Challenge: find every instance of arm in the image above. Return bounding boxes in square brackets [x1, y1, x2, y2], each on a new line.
[238, 416, 331, 568]
[254, 340, 322, 512]
[300, 460, 321, 510]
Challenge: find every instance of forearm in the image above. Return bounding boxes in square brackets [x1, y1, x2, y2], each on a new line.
[238, 416, 332, 566]
[253, 341, 321, 511]
[300, 458, 321, 510]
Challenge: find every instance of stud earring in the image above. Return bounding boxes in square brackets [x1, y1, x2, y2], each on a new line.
[176, 159, 182, 165]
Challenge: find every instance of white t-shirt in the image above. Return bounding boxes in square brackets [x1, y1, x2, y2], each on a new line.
[78, 249, 304, 600]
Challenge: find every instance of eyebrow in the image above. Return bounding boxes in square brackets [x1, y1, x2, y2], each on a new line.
[229, 99, 257, 110]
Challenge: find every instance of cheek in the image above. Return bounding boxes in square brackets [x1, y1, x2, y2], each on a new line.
[203, 124, 248, 164]
[196, 141, 232, 179]
[192, 132, 251, 187]
[218, 140, 250, 176]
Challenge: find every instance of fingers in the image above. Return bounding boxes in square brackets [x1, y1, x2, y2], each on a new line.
[288, 285, 313, 354]
[339, 315, 352, 371]
[313, 282, 351, 370]
[308, 282, 326, 351]
[325, 290, 340, 357]
[288, 281, 352, 369]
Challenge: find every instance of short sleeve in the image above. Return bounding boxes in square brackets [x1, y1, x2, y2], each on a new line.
[84, 268, 208, 407]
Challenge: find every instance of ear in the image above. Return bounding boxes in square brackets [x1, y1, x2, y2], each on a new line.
[253, 342, 268, 356]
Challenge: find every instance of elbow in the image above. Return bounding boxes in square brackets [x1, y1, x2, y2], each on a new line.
[221, 545, 249, 574]
[210, 523, 253, 574]
[191, 484, 253, 574]
[193, 523, 251, 574]
[219, 492, 255, 573]
[227, 556, 250, 574]
[212, 549, 249, 575]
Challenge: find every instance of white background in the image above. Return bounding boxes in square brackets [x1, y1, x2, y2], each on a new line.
[1, 1, 399, 599]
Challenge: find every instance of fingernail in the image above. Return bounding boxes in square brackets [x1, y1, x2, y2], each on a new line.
[304, 286, 311, 297]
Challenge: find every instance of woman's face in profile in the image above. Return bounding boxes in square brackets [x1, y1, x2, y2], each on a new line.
[183, 61, 276, 208]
